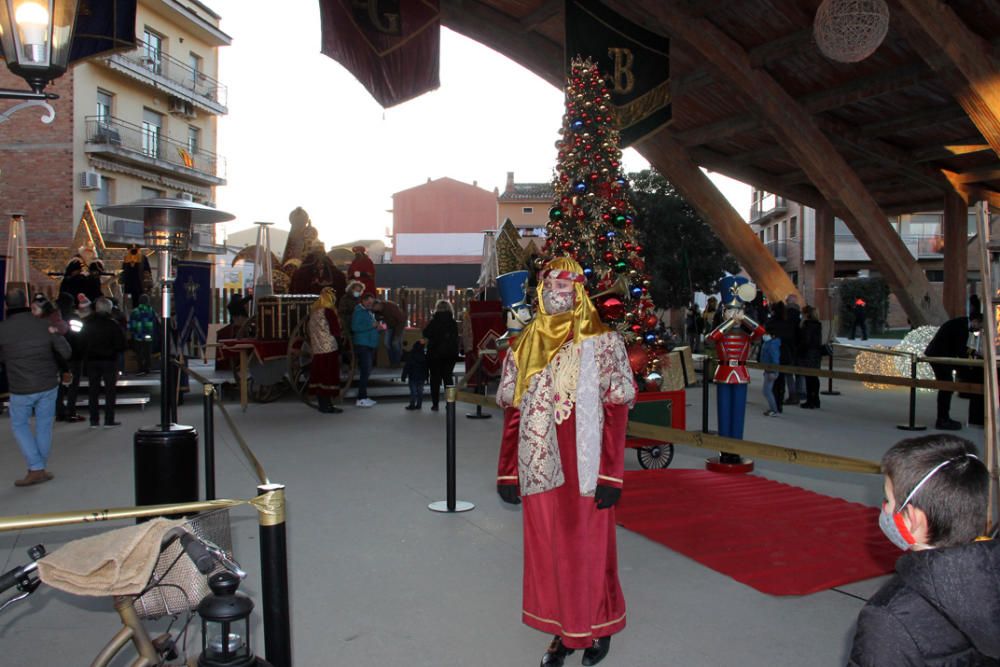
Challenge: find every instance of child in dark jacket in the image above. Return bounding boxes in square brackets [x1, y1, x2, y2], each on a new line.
[401, 339, 428, 410]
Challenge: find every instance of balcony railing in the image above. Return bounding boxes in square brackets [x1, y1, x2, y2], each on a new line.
[107, 39, 227, 110]
[764, 240, 787, 261]
[833, 233, 943, 260]
[750, 194, 788, 222]
[85, 116, 225, 182]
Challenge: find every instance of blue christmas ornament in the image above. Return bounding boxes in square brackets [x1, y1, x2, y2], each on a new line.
[573, 181, 588, 194]
[645, 333, 657, 344]
[606, 230, 616, 239]
[631, 286, 643, 298]
[583, 266, 594, 277]
[571, 119, 585, 131]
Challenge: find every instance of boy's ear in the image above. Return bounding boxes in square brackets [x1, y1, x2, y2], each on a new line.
[904, 505, 932, 547]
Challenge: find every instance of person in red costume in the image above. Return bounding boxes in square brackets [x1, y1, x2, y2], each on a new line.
[496, 256, 636, 667]
[347, 245, 376, 296]
[707, 275, 765, 465]
[306, 287, 343, 414]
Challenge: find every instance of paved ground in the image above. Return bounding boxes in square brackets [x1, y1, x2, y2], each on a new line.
[0, 347, 985, 666]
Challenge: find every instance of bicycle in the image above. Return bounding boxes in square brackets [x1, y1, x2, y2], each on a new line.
[0, 510, 271, 666]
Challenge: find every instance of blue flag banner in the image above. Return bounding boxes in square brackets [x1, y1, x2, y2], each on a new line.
[565, 0, 671, 147]
[175, 260, 211, 348]
[0, 255, 6, 320]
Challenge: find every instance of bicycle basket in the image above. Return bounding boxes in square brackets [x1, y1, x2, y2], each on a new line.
[133, 509, 234, 619]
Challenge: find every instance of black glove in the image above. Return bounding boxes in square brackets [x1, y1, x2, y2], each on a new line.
[497, 484, 521, 505]
[594, 485, 621, 510]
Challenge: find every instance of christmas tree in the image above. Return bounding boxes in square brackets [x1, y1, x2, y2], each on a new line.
[543, 57, 665, 381]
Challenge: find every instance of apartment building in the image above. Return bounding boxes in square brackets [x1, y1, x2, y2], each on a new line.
[749, 188, 981, 324]
[497, 171, 553, 242]
[0, 0, 230, 282]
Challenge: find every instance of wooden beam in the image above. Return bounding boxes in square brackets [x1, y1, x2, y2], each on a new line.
[898, 0, 1000, 159]
[604, 0, 946, 325]
[520, 0, 561, 30]
[440, 0, 563, 88]
[814, 204, 835, 321]
[638, 130, 802, 304]
[687, 146, 826, 210]
[912, 138, 992, 162]
[949, 165, 1000, 185]
[859, 104, 970, 138]
[943, 190, 969, 317]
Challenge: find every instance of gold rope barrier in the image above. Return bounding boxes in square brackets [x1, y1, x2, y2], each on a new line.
[454, 390, 881, 475]
[0, 498, 248, 533]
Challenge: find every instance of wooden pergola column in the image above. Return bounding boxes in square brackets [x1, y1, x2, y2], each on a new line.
[638, 130, 801, 304]
[943, 191, 970, 317]
[604, 0, 948, 326]
[814, 204, 835, 321]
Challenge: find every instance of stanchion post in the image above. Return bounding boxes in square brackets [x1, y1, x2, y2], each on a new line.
[203, 383, 216, 501]
[702, 357, 713, 434]
[897, 355, 927, 431]
[466, 362, 492, 420]
[821, 348, 841, 396]
[255, 482, 292, 667]
[429, 386, 474, 513]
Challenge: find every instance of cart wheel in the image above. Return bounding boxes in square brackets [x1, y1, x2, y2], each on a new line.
[252, 381, 286, 403]
[287, 319, 315, 407]
[637, 444, 674, 469]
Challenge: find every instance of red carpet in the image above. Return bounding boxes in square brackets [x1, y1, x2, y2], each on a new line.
[616, 469, 900, 596]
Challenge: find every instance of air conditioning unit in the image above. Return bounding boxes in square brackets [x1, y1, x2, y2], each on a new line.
[168, 97, 187, 114]
[79, 171, 101, 190]
[176, 192, 194, 202]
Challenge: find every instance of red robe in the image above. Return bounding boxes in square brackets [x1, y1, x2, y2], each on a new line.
[348, 254, 377, 296]
[497, 390, 629, 648]
[307, 309, 341, 397]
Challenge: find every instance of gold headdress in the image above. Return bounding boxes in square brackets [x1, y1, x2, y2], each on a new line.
[511, 256, 608, 406]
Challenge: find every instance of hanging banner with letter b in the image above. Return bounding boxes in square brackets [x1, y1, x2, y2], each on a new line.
[565, 0, 671, 147]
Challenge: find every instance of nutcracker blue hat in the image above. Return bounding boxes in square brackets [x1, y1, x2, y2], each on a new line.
[497, 270, 530, 309]
[717, 275, 757, 308]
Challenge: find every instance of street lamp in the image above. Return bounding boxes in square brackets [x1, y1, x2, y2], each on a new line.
[0, 0, 81, 100]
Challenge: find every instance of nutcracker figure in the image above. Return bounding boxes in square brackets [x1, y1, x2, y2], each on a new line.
[707, 276, 764, 469]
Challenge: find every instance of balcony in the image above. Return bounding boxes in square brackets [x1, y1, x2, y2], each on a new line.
[750, 194, 788, 223]
[764, 240, 787, 262]
[94, 213, 224, 254]
[85, 116, 226, 186]
[103, 40, 228, 115]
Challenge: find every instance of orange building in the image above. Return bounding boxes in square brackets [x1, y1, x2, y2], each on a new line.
[390, 177, 498, 264]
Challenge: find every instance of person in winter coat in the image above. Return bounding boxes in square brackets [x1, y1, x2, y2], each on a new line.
[795, 305, 824, 409]
[759, 324, 781, 417]
[849, 433, 998, 667]
[82, 297, 127, 428]
[401, 339, 427, 410]
[422, 300, 459, 411]
[351, 292, 383, 407]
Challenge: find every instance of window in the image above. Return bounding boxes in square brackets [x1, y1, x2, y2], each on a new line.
[925, 270, 944, 283]
[789, 271, 798, 286]
[789, 216, 798, 239]
[188, 52, 202, 88]
[95, 176, 112, 207]
[143, 30, 163, 74]
[907, 212, 942, 238]
[522, 207, 533, 215]
[96, 89, 112, 124]
[141, 186, 164, 199]
[187, 126, 200, 154]
[141, 109, 162, 158]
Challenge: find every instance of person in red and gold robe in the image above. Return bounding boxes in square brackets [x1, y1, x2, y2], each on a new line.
[496, 256, 636, 667]
[347, 246, 376, 296]
[307, 288, 342, 414]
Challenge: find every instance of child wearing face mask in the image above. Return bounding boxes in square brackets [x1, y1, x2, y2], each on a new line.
[849, 434, 998, 667]
[759, 324, 781, 416]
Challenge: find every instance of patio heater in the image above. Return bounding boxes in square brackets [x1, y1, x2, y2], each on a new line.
[4, 212, 30, 296]
[250, 221, 274, 311]
[99, 198, 234, 512]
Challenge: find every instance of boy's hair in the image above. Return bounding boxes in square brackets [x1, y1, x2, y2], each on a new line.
[882, 434, 988, 547]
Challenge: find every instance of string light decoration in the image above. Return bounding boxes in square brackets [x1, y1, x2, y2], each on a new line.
[543, 57, 663, 383]
[853, 326, 940, 391]
[813, 0, 890, 63]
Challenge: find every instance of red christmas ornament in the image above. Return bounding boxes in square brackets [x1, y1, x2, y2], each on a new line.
[598, 297, 625, 320]
[627, 343, 649, 374]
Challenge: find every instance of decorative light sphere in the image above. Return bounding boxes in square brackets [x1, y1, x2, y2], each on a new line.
[813, 0, 890, 63]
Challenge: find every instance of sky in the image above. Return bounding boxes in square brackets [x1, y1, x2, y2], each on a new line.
[206, 0, 750, 247]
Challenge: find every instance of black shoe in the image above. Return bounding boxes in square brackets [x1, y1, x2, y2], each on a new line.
[540, 636, 574, 667]
[405, 404, 418, 410]
[67, 414, 86, 423]
[582, 636, 611, 666]
[936, 418, 962, 430]
[431, 404, 439, 412]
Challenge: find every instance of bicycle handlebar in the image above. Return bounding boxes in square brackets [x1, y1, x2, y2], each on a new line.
[0, 561, 37, 595]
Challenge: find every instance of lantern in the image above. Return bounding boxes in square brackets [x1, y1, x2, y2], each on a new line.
[0, 0, 81, 96]
[198, 571, 257, 667]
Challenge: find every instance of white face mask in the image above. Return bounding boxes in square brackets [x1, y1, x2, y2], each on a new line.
[542, 289, 574, 315]
[352, 290, 362, 298]
[762, 334, 772, 341]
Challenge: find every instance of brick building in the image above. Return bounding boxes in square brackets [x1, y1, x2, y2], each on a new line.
[0, 0, 229, 286]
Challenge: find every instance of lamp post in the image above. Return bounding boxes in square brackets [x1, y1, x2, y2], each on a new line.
[99, 198, 234, 513]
